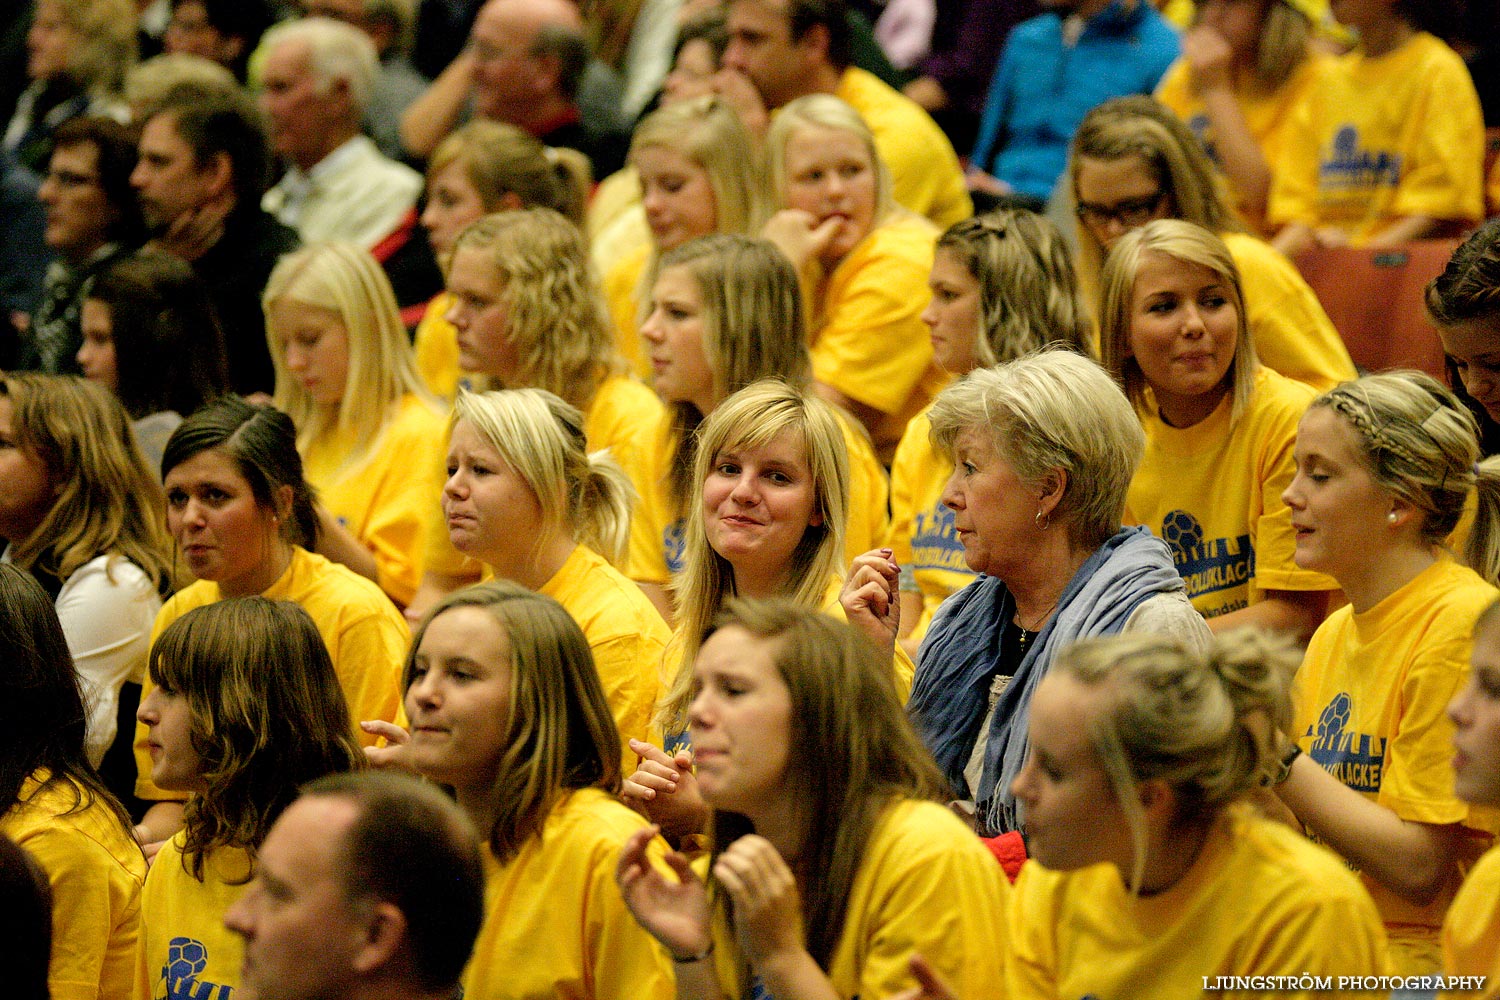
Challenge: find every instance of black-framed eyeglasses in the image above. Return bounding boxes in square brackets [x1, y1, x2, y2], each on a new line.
[1074, 191, 1166, 230]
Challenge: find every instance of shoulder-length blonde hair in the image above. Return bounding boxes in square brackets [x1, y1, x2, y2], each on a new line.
[264, 242, 436, 469]
[1069, 96, 1243, 304]
[1098, 219, 1257, 423]
[630, 95, 764, 241]
[655, 234, 812, 508]
[149, 597, 364, 881]
[45, 0, 138, 97]
[406, 582, 621, 863]
[427, 120, 591, 229]
[765, 94, 893, 225]
[0, 373, 172, 594]
[451, 209, 623, 412]
[936, 210, 1093, 368]
[659, 379, 848, 733]
[451, 388, 635, 568]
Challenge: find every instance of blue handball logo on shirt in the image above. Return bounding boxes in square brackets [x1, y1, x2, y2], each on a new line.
[664, 518, 687, 575]
[1159, 510, 1253, 601]
[910, 504, 970, 574]
[1318, 126, 1403, 191]
[156, 937, 235, 1000]
[1187, 113, 1220, 166]
[1305, 692, 1386, 794]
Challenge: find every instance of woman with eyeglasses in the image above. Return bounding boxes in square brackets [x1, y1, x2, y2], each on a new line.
[1068, 95, 1353, 393]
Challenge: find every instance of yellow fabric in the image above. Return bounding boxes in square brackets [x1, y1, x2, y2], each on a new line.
[413, 291, 463, 400]
[1125, 367, 1335, 620]
[811, 213, 947, 459]
[1155, 53, 1329, 230]
[460, 787, 675, 1000]
[834, 68, 972, 230]
[588, 167, 644, 241]
[1, 773, 145, 1000]
[1268, 33, 1485, 244]
[1292, 556, 1500, 951]
[301, 393, 448, 606]
[1007, 804, 1390, 997]
[602, 241, 653, 381]
[1442, 843, 1500, 993]
[135, 547, 407, 800]
[708, 799, 1008, 1000]
[1223, 232, 1355, 391]
[1488, 157, 1500, 220]
[886, 404, 974, 644]
[621, 406, 889, 586]
[133, 838, 250, 1000]
[539, 544, 669, 772]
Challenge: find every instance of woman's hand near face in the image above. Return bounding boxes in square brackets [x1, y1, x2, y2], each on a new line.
[762, 209, 841, 276]
[622, 739, 709, 844]
[712, 835, 805, 969]
[1182, 23, 1234, 94]
[616, 825, 713, 958]
[841, 548, 901, 655]
[360, 720, 417, 772]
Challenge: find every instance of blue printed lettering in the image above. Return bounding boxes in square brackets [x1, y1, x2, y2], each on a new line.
[1318, 125, 1403, 191]
[1304, 692, 1386, 793]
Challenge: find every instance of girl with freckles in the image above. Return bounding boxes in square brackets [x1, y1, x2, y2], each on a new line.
[618, 600, 1008, 1000]
[395, 582, 674, 1000]
[1100, 219, 1335, 638]
[1273, 371, 1500, 973]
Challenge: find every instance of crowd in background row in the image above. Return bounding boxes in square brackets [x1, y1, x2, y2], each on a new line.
[4, 0, 1500, 998]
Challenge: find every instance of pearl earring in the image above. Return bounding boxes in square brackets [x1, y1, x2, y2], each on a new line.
[1387, 511, 1398, 523]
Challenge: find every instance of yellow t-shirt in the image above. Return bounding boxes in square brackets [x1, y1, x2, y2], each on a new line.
[812, 213, 948, 460]
[539, 544, 669, 772]
[1268, 32, 1485, 244]
[621, 406, 890, 588]
[707, 799, 1009, 1000]
[834, 68, 972, 230]
[1, 772, 145, 1000]
[1007, 804, 1390, 997]
[886, 404, 974, 645]
[1125, 367, 1336, 620]
[1155, 53, 1329, 230]
[133, 838, 250, 1000]
[135, 547, 407, 800]
[1292, 556, 1499, 964]
[413, 291, 463, 401]
[1223, 231, 1355, 391]
[602, 241, 653, 381]
[1443, 843, 1500, 994]
[461, 787, 675, 1000]
[301, 393, 448, 607]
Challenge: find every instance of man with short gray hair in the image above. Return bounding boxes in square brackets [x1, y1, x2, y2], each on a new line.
[259, 16, 424, 250]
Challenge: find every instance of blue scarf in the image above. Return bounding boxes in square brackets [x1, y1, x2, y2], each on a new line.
[909, 526, 1186, 835]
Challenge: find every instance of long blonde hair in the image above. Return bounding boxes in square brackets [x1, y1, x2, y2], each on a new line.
[451, 209, 623, 412]
[658, 380, 849, 733]
[264, 243, 436, 470]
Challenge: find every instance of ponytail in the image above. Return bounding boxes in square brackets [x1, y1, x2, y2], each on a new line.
[1467, 457, 1500, 586]
[572, 448, 635, 568]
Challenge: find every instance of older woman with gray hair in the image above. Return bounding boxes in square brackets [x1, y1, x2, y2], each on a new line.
[845, 349, 1210, 840]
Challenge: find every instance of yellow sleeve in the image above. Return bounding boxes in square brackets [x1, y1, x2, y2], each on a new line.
[587, 631, 667, 773]
[1236, 888, 1391, 986]
[620, 418, 678, 587]
[838, 805, 1009, 1000]
[811, 221, 938, 418]
[886, 413, 922, 567]
[326, 606, 409, 745]
[1229, 235, 1355, 391]
[1443, 847, 1500, 982]
[1006, 862, 1063, 999]
[21, 821, 143, 1000]
[412, 293, 461, 400]
[1266, 88, 1321, 229]
[1382, 631, 1486, 827]
[604, 244, 652, 382]
[583, 823, 676, 1000]
[838, 410, 891, 564]
[1388, 52, 1484, 224]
